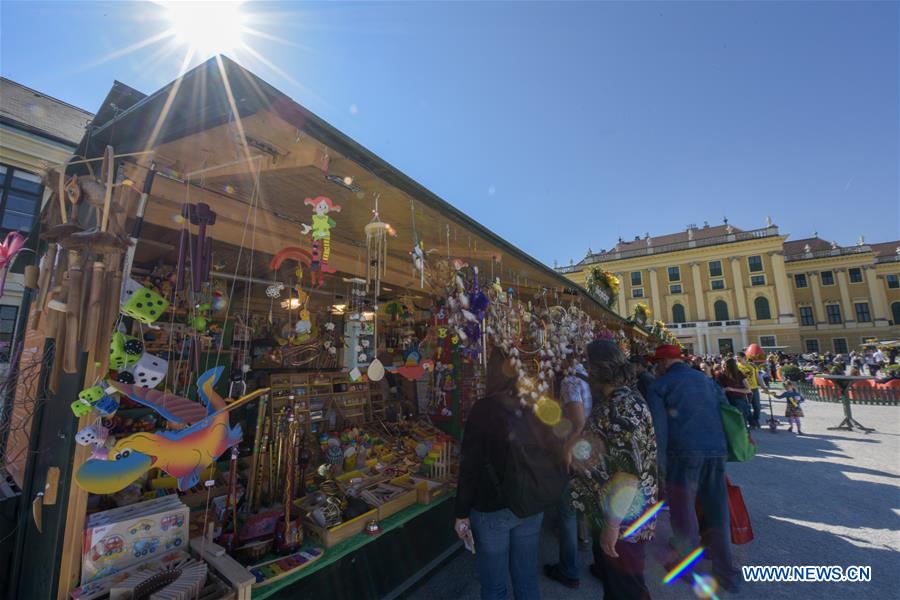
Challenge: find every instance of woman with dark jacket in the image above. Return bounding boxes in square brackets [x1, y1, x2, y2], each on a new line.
[716, 358, 752, 425]
[454, 351, 545, 600]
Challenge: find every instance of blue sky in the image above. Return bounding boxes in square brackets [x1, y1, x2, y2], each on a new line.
[2, 1, 898, 265]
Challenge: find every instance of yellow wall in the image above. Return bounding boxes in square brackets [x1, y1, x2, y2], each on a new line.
[565, 231, 899, 354]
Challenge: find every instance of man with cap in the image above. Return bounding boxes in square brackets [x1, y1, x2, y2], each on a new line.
[570, 340, 658, 600]
[646, 344, 741, 592]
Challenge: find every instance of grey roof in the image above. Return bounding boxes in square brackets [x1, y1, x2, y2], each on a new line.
[0, 78, 93, 146]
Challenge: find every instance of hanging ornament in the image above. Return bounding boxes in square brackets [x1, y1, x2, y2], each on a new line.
[364, 193, 392, 296]
[301, 197, 341, 288]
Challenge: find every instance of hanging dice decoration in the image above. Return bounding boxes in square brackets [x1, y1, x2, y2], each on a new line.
[93, 396, 120, 416]
[76, 424, 109, 447]
[123, 353, 169, 389]
[79, 386, 106, 404]
[71, 398, 93, 418]
[124, 337, 144, 364]
[109, 333, 143, 370]
[114, 371, 135, 384]
[121, 278, 170, 324]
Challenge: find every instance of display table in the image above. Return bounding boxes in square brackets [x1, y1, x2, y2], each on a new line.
[819, 375, 876, 433]
[254, 494, 458, 599]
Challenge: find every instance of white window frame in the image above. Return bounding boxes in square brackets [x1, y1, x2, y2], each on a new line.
[632, 287, 644, 299]
[710, 278, 725, 291]
[749, 274, 766, 287]
[759, 335, 777, 348]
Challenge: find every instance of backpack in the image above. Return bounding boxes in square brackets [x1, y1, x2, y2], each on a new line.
[486, 406, 569, 518]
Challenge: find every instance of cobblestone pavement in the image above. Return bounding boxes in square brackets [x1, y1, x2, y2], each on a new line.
[407, 394, 900, 600]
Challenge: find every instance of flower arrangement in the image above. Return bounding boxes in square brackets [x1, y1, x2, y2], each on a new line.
[632, 302, 651, 323]
[586, 268, 619, 308]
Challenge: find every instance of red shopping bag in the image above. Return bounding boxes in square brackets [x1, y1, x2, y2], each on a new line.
[727, 477, 753, 544]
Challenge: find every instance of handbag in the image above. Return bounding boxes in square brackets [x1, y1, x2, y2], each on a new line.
[720, 401, 757, 462]
[727, 476, 754, 544]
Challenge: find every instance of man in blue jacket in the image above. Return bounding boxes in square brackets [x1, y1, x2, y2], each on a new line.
[647, 344, 741, 592]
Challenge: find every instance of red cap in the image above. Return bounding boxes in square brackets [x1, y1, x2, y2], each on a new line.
[649, 344, 683, 362]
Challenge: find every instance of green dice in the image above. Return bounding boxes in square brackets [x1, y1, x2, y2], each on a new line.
[79, 386, 106, 404]
[122, 285, 169, 324]
[71, 398, 93, 418]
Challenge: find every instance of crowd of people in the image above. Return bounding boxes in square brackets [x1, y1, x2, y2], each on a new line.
[453, 341, 899, 599]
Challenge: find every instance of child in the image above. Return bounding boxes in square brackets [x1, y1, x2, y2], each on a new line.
[775, 382, 805, 434]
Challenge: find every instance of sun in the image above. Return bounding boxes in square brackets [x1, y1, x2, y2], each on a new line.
[164, 1, 247, 57]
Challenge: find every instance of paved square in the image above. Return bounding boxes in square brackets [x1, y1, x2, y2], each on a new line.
[409, 394, 900, 600]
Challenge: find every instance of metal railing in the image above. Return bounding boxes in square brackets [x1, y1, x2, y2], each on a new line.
[795, 380, 900, 405]
[784, 245, 872, 262]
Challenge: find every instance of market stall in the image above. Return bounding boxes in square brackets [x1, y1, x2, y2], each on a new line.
[8, 57, 653, 600]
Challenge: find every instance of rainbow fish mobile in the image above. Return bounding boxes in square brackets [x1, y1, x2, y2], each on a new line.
[75, 367, 268, 494]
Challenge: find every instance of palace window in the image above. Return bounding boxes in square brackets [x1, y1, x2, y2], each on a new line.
[669, 284, 682, 294]
[754, 297, 771, 320]
[799, 306, 815, 326]
[833, 338, 848, 354]
[631, 271, 642, 286]
[821, 270, 835, 285]
[891, 301, 900, 324]
[826, 303, 842, 324]
[713, 300, 729, 321]
[710, 279, 725, 290]
[750, 275, 766, 286]
[854, 302, 871, 323]
[887, 274, 899, 289]
[708, 261, 723, 277]
[759, 335, 776, 348]
[748, 255, 763, 273]
[668, 266, 680, 282]
[848, 268, 863, 283]
[632, 287, 644, 298]
[794, 274, 807, 288]
[672, 303, 686, 324]
[805, 339, 819, 353]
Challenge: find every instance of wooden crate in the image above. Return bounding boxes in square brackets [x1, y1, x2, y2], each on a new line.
[302, 508, 377, 548]
[376, 476, 418, 520]
[412, 477, 447, 505]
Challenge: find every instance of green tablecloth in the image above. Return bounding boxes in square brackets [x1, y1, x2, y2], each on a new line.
[253, 494, 453, 599]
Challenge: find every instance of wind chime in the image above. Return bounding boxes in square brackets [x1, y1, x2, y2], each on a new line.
[364, 193, 391, 296]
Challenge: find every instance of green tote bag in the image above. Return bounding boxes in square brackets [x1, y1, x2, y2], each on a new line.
[720, 402, 757, 462]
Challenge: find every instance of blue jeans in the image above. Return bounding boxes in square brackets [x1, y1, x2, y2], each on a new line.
[470, 508, 543, 600]
[750, 388, 761, 427]
[666, 456, 740, 590]
[557, 482, 579, 580]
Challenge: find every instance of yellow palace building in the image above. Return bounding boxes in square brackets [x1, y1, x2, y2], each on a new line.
[558, 220, 900, 355]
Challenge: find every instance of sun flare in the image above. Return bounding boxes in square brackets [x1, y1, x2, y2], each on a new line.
[164, 1, 247, 57]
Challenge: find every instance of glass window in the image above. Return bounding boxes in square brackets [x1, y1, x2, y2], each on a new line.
[672, 303, 686, 323]
[805, 339, 819, 353]
[833, 338, 848, 354]
[826, 304, 842, 324]
[708, 261, 723, 278]
[714, 300, 729, 321]
[892, 301, 900, 324]
[668, 266, 680, 282]
[760, 335, 776, 348]
[848, 268, 863, 283]
[854, 302, 871, 323]
[821, 271, 835, 285]
[794, 274, 807, 288]
[748, 255, 763, 273]
[710, 279, 725, 290]
[754, 297, 771, 320]
[669, 284, 682, 294]
[0, 164, 43, 233]
[631, 271, 642, 286]
[0, 304, 18, 363]
[632, 287, 644, 298]
[750, 275, 765, 286]
[800, 306, 816, 327]
[887, 274, 899, 289]
[799, 306, 815, 326]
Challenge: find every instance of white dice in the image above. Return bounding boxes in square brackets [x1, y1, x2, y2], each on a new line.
[124, 352, 169, 389]
[76, 424, 109, 446]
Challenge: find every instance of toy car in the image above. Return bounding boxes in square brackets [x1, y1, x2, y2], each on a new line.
[160, 514, 184, 531]
[132, 537, 159, 557]
[128, 519, 154, 536]
[165, 536, 183, 550]
[90, 535, 125, 562]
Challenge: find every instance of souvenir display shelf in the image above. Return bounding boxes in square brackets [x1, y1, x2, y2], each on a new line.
[3, 57, 654, 600]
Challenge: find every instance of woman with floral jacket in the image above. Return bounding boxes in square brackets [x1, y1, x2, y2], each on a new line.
[570, 340, 659, 600]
